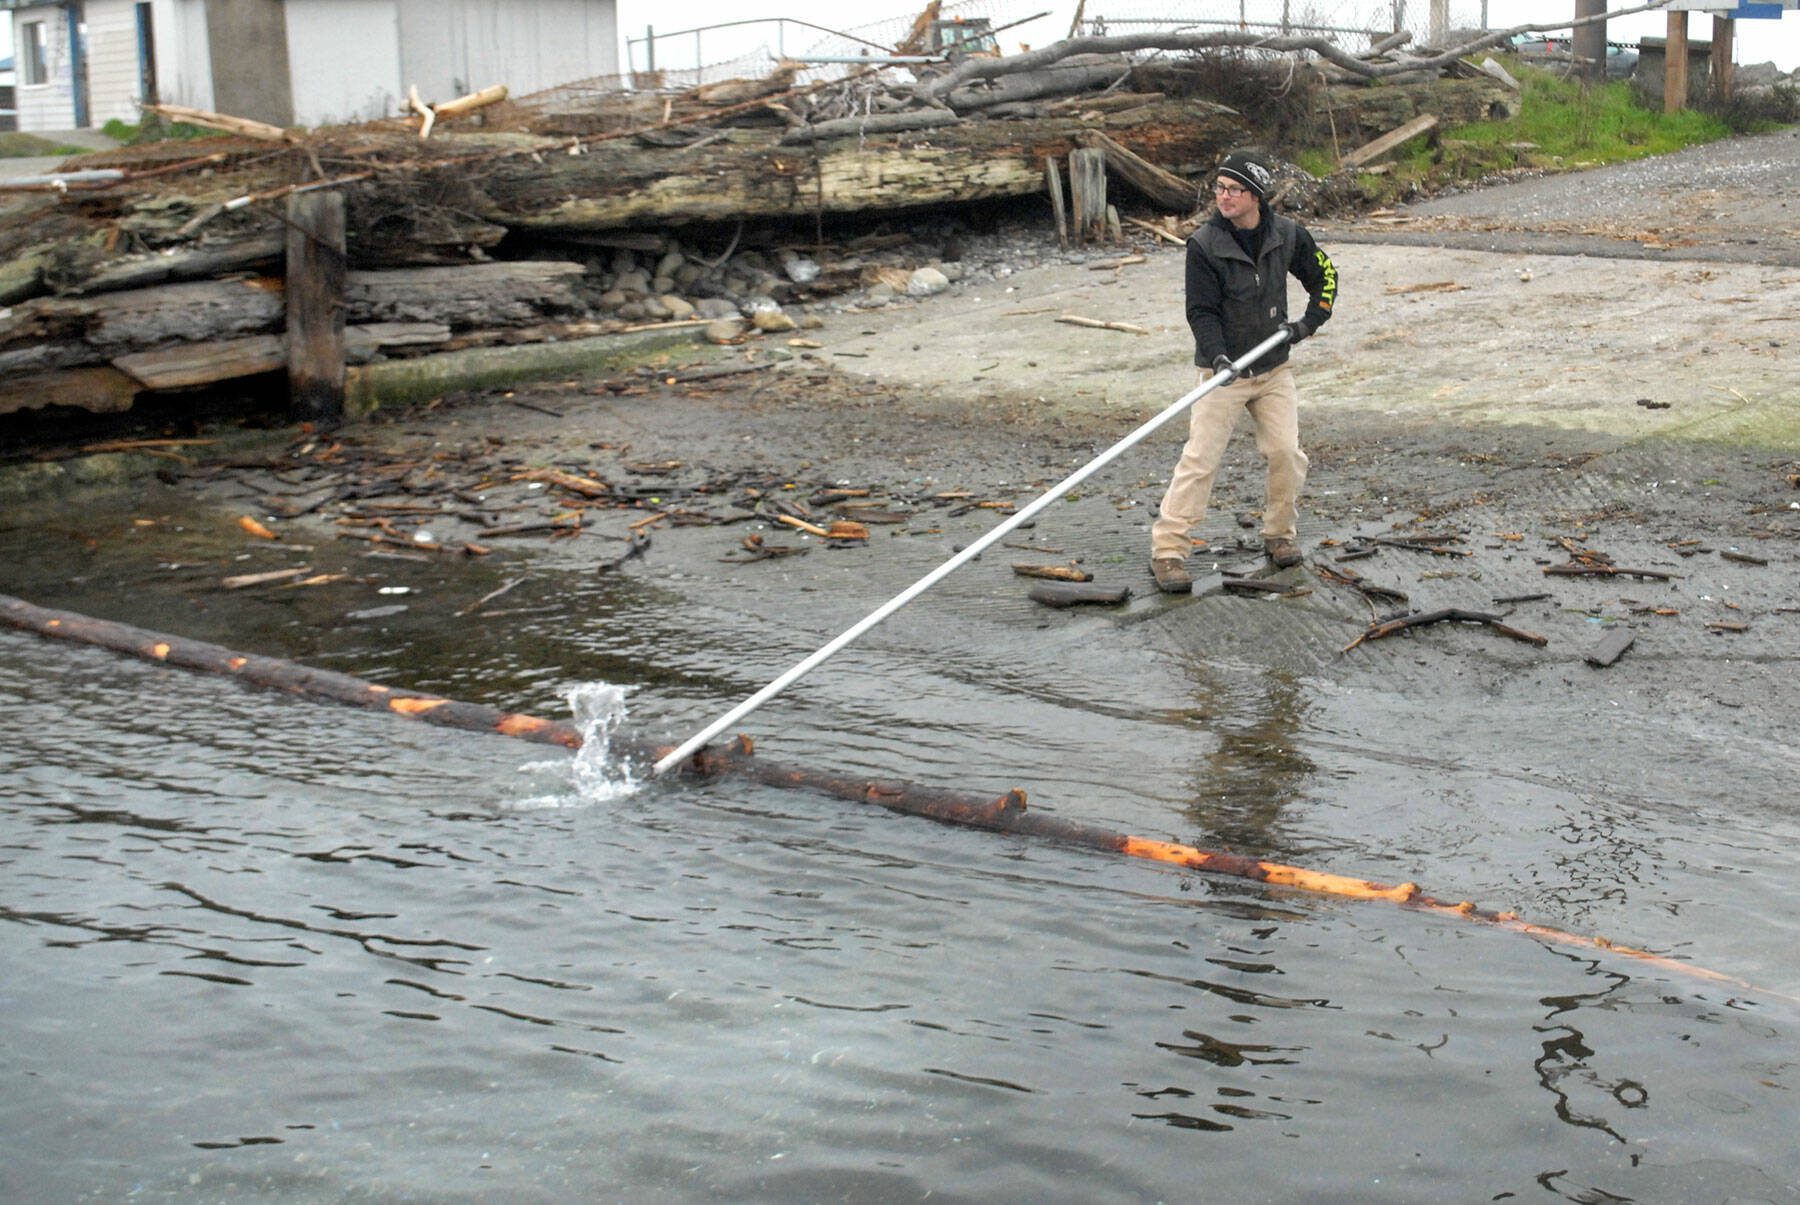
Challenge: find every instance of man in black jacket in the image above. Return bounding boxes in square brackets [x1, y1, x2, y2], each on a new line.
[1150, 151, 1337, 592]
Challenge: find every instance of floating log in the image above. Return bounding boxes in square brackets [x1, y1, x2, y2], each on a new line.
[0, 591, 1769, 999]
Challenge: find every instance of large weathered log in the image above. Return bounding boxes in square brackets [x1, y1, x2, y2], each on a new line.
[944, 55, 1131, 112]
[473, 102, 1248, 231]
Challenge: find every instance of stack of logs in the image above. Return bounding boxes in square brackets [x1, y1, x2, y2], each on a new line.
[0, 28, 1522, 424]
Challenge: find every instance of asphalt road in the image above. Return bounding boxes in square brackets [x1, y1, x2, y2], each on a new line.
[1331, 126, 1800, 266]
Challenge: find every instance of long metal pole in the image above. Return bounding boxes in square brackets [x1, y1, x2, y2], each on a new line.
[651, 330, 1291, 776]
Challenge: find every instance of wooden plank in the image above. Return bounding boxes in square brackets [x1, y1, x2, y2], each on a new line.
[1068, 147, 1107, 245]
[286, 191, 348, 423]
[113, 335, 285, 389]
[1077, 129, 1197, 212]
[0, 366, 141, 416]
[1044, 156, 1068, 251]
[1340, 113, 1439, 169]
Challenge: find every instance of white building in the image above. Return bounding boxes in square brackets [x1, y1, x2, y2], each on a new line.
[1, 0, 620, 133]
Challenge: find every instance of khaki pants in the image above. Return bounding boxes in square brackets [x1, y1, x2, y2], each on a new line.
[1151, 364, 1308, 561]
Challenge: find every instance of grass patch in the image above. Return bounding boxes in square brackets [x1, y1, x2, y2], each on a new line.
[0, 131, 88, 159]
[1442, 67, 1730, 164]
[100, 117, 221, 145]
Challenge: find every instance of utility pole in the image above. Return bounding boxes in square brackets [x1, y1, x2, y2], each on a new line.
[1571, 0, 1608, 83]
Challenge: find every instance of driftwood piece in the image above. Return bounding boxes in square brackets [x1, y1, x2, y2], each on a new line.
[141, 102, 289, 141]
[1056, 314, 1146, 335]
[1011, 562, 1093, 581]
[1543, 562, 1674, 581]
[780, 110, 963, 144]
[1068, 146, 1107, 245]
[1076, 129, 1197, 212]
[1029, 581, 1131, 607]
[0, 366, 142, 416]
[1045, 157, 1069, 250]
[1343, 607, 1548, 652]
[68, 235, 287, 297]
[1340, 113, 1440, 168]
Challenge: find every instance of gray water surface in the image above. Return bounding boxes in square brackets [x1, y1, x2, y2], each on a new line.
[4, 481, 1798, 1202]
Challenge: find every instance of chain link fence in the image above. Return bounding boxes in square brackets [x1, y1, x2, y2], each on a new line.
[518, 0, 1499, 114]
[1074, 0, 1494, 56]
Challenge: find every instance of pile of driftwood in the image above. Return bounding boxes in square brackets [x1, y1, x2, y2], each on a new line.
[1, 10, 1549, 423]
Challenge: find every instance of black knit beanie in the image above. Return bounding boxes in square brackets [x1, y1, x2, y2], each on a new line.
[1216, 152, 1274, 200]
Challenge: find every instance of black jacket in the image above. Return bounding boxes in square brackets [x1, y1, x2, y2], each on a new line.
[1185, 211, 1337, 370]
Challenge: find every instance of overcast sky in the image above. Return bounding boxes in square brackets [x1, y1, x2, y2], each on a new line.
[616, 1, 1800, 72]
[1, 6, 1791, 84]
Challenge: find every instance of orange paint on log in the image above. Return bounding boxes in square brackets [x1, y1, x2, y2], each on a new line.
[238, 516, 276, 539]
[151, 642, 171, 659]
[496, 714, 579, 746]
[228, 657, 247, 670]
[388, 697, 449, 715]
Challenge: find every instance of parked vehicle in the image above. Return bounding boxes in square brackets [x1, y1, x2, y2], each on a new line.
[1510, 34, 1638, 80]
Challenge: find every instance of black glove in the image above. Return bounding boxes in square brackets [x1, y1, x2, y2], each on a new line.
[1211, 354, 1235, 378]
[1280, 320, 1309, 345]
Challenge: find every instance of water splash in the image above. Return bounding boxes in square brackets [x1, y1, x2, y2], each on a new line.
[511, 682, 640, 807]
[568, 682, 641, 801]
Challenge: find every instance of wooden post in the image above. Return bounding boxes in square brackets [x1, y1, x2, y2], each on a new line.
[1068, 147, 1106, 247]
[1665, 10, 1689, 113]
[286, 190, 346, 423]
[1710, 16, 1734, 104]
[1044, 157, 1068, 251]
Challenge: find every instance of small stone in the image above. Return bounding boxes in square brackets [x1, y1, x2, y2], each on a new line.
[799, 314, 825, 330]
[595, 289, 629, 311]
[782, 254, 821, 283]
[704, 318, 746, 344]
[614, 269, 652, 295]
[907, 267, 950, 297]
[660, 296, 696, 321]
[694, 298, 740, 320]
[752, 309, 797, 333]
[655, 250, 685, 278]
[741, 294, 781, 315]
[867, 283, 896, 303]
[641, 296, 673, 320]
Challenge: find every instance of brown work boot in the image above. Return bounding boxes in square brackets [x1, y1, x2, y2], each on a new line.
[1150, 557, 1193, 593]
[1264, 537, 1303, 568]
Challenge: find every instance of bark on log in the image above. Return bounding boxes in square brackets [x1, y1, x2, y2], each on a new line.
[473, 102, 1248, 231]
[944, 56, 1132, 112]
[780, 110, 964, 144]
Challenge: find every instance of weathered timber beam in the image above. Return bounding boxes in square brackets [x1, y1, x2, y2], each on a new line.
[476, 102, 1247, 230]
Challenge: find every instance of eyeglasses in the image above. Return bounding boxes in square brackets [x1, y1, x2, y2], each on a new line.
[1213, 180, 1250, 197]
